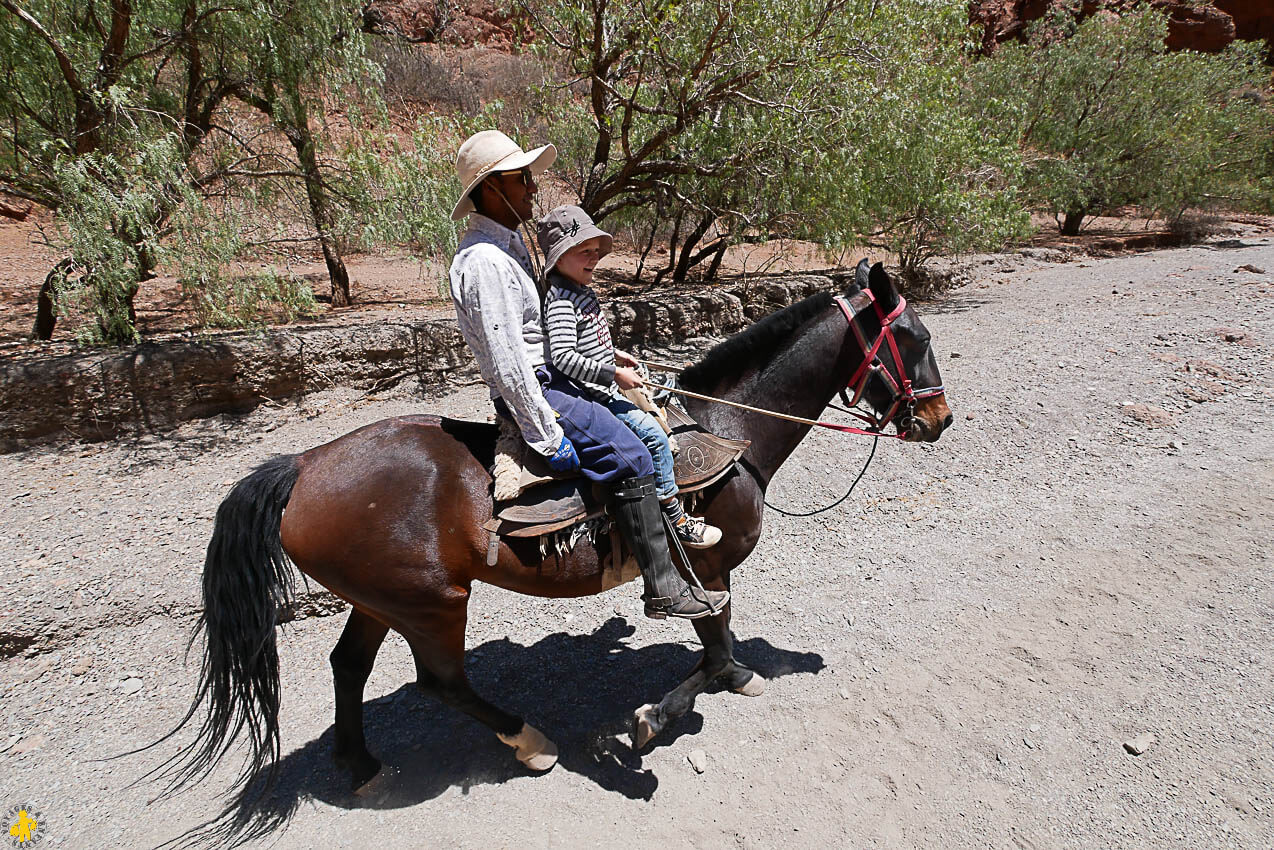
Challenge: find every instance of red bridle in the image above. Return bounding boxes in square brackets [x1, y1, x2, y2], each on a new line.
[829, 291, 945, 439]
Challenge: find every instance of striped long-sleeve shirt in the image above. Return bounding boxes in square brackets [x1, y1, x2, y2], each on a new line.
[543, 272, 621, 401]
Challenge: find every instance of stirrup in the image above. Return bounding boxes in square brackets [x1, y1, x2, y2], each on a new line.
[642, 594, 673, 620]
[643, 586, 728, 620]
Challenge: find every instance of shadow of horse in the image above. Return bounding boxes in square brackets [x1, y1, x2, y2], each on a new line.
[175, 617, 822, 848]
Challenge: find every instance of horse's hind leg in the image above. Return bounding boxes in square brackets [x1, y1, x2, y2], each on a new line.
[632, 604, 765, 749]
[330, 607, 390, 790]
[400, 608, 559, 772]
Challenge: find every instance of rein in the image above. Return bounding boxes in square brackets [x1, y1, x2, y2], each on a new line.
[762, 435, 879, 517]
[645, 368, 885, 517]
[650, 382, 901, 438]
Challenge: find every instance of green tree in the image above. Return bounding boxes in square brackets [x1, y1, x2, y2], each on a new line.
[0, 0, 375, 342]
[0, 0, 241, 340]
[838, 6, 1029, 278]
[222, 1, 378, 308]
[526, 0, 1027, 282]
[972, 5, 1273, 235]
[333, 111, 480, 281]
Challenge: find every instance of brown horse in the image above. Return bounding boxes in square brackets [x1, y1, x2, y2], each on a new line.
[164, 261, 951, 806]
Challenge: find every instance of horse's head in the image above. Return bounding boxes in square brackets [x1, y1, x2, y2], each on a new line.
[843, 260, 952, 443]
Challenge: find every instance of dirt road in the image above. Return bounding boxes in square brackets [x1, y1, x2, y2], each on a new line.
[1, 238, 1271, 848]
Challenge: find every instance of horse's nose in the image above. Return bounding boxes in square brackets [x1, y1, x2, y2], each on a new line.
[942, 412, 954, 431]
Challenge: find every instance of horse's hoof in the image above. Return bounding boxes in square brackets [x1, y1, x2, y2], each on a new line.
[336, 751, 382, 792]
[498, 723, 559, 772]
[352, 766, 389, 797]
[631, 703, 662, 750]
[733, 672, 766, 697]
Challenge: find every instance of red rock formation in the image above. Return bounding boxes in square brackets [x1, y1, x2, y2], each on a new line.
[1160, 1, 1236, 52]
[969, 0, 1052, 53]
[365, 0, 522, 47]
[970, 0, 1268, 58]
[1216, 0, 1274, 49]
[0, 199, 32, 221]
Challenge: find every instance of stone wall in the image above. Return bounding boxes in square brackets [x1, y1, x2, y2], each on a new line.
[0, 274, 839, 452]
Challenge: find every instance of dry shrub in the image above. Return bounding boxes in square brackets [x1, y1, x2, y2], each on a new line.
[462, 50, 556, 136]
[1167, 211, 1223, 244]
[373, 42, 481, 111]
[372, 42, 556, 133]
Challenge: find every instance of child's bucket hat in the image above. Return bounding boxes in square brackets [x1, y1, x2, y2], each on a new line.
[536, 205, 613, 274]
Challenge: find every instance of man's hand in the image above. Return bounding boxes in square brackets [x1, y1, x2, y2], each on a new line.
[546, 434, 580, 472]
[614, 366, 645, 391]
[614, 350, 638, 368]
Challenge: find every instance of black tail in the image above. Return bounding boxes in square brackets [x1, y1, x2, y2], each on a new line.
[152, 454, 301, 804]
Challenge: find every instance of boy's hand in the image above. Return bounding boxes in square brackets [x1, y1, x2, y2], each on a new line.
[614, 350, 638, 368]
[614, 367, 645, 391]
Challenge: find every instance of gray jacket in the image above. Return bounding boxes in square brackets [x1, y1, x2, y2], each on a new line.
[448, 214, 563, 456]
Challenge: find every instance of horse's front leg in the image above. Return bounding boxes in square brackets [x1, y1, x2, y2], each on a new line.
[631, 597, 766, 749]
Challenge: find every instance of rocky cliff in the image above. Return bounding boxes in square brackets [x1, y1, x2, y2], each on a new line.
[971, 0, 1273, 58]
[365, 0, 523, 47]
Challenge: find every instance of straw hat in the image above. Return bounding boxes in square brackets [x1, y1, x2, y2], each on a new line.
[451, 130, 556, 221]
[537, 205, 613, 275]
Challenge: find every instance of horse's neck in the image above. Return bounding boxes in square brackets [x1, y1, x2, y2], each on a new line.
[690, 309, 856, 488]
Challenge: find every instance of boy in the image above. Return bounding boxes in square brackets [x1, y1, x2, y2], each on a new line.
[538, 205, 722, 549]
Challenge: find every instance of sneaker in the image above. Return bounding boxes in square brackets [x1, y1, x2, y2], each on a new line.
[674, 515, 722, 549]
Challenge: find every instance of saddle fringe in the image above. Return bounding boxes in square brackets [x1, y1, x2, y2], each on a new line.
[539, 515, 609, 560]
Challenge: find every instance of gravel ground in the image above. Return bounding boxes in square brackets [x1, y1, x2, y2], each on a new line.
[1, 237, 1272, 849]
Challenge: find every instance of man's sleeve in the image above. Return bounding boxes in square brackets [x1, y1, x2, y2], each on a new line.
[460, 257, 563, 456]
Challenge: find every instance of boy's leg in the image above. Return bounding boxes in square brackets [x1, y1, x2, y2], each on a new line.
[606, 399, 678, 500]
[608, 398, 722, 550]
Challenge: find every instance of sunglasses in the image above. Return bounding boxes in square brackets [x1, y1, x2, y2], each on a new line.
[498, 168, 534, 188]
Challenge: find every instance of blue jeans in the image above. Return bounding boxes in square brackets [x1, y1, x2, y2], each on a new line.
[497, 367, 654, 485]
[606, 397, 677, 501]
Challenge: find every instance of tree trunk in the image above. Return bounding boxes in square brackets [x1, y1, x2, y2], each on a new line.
[671, 213, 716, 283]
[1061, 210, 1086, 236]
[652, 207, 685, 287]
[125, 282, 138, 329]
[30, 259, 70, 340]
[287, 111, 351, 308]
[704, 240, 727, 282]
[634, 213, 658, 281]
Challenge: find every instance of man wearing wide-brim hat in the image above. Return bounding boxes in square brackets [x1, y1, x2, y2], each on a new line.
[448, 130, 728, 621]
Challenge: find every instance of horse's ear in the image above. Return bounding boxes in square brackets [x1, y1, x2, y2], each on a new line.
[847, 258, 870, 293]
[868, 262, 900, 312]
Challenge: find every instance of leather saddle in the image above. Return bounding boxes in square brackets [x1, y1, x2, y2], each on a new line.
[482, 404, 749, 540]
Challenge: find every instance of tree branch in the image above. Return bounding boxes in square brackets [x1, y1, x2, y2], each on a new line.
[98, 0, 132, 86]
[0, 0, 89, 97]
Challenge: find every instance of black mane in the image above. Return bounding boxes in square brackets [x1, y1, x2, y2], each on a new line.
[680, 292, 835, 391]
